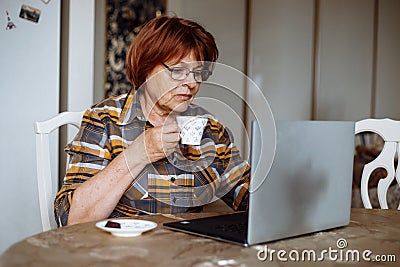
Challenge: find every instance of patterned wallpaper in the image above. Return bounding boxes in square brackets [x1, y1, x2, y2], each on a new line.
[105, 0, 165, 97]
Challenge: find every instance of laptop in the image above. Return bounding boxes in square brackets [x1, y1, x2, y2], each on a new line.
[163, 120, 355, 246]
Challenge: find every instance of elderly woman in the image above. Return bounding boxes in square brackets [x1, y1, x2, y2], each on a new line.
[55, 15, 250, 226]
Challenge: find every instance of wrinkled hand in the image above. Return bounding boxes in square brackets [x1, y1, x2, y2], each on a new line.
[125, 121, 181, 165]
[143, 122, 181, 163]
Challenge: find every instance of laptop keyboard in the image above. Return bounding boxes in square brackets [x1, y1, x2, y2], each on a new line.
[215, 222, 247, 234]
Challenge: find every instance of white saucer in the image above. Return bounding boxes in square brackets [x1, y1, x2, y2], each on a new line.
[96, 219, 157, 237]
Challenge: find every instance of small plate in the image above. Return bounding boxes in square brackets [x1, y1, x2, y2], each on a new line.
[96, 219, 157, 237]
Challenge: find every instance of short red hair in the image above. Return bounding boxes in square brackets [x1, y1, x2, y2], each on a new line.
[126, 15, 219, 87]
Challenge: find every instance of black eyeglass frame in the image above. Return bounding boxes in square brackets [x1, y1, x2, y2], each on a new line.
[161, 62, 213, 82]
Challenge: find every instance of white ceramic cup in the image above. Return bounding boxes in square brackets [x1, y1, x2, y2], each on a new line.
[176, 116, 208, 145]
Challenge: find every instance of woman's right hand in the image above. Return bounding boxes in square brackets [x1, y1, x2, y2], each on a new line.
[125, 121, 181, 166]
[144, 121, 181, 163]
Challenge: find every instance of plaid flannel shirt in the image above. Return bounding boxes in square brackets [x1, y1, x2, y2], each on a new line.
[55, 89, 250, 226]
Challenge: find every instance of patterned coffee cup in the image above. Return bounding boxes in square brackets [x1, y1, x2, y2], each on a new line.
[176, 116, 208, 145]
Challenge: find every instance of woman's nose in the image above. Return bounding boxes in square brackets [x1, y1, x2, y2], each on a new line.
[184, 73, 197, 88]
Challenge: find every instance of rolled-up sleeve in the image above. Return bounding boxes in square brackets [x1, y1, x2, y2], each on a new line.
[54, 109, 112, 226]
[215, 126, 250, 211]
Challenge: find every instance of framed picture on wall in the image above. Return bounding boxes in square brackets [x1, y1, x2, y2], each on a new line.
[105, 0, 166, 97]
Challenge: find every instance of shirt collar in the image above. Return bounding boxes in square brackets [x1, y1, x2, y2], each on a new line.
[118, 88, 146, 125]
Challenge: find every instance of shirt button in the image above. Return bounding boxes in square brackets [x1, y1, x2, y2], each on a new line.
[170, 177, 176, 183]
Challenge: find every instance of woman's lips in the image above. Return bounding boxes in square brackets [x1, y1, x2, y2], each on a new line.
[176, 94, 192, 101]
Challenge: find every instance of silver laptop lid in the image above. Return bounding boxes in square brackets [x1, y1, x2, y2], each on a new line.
[248, 121, 355, 245]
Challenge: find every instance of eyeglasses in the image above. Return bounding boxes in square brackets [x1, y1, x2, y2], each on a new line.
[162, 62, 212, 82]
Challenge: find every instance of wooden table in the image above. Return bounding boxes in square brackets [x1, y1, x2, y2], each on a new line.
[1, 209, 399, 267]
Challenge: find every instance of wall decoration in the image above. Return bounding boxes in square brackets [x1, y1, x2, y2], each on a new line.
[19, 4, 41, 23]
[105, 0, 165, 97]
[5, 11, 16, 30]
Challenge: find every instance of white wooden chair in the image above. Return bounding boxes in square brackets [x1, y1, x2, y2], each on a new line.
[355, 118, 400, 209]
[34, 111, 85, 231]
